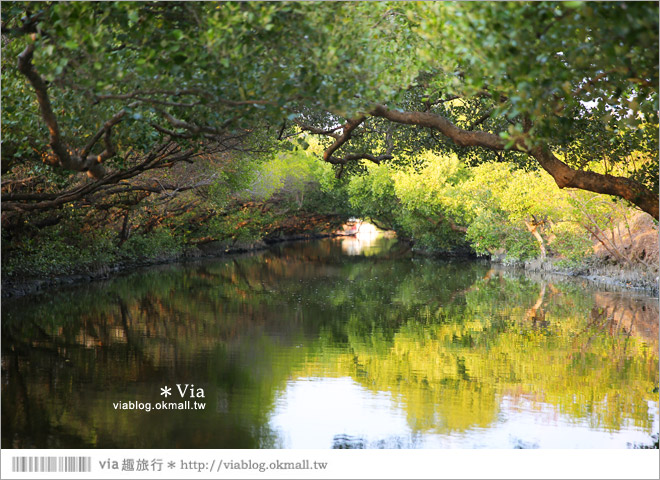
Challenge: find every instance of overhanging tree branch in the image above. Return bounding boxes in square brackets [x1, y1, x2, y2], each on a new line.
[1, 143, 195, 213]
[294, 120, 341, 139]
[312, 115, 396, 175]
[368, 104, 659, 219]
[531, 147, 659, 220]
[370, 104, 509, 149]
[16, 42, 128, 179]
[326, 152, 393, 165]
[323, 115, 367, 161]
[17, 43, 72, 167]
[79, 103, 139, 170]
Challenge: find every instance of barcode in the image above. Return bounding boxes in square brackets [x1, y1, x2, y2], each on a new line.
[11, 456, 92, 473]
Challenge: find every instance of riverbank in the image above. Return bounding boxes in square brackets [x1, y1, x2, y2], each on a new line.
[519, 257, 659, 296]
[4, 234, 658, 299]
[408, 241, 658, 296]
[0, 232, 340, 299]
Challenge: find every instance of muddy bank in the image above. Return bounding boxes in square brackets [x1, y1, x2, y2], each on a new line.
[520, 258, 659, 296]
[1, 232, 339, 299]
[407, 244, 658, 296]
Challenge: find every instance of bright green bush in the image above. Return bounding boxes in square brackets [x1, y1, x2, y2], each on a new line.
[392, 153, 471, 252]
[338, 151, 646, 264]
[347, 164, 401, 230]
[550, 223, 593, 267]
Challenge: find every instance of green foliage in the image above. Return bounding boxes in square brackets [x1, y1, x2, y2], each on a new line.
[466, 208, 535, 260]
[208, 207, 274, 245]
[247, 149, 319, 205]
[5, 0, 655, 183]
[347, 164, 400, 230]
[341, 156, 544, 258]
[3, 227, 117, 278]
[208, 155, 260, 210]
[411, 2, 658, 153]
[459, 163, 541, 260]
[551, 223, 593, 267]
[2, 225, 186, 279]
[340, 152, 652, 265]
[2, 1, 657, 276]
[392, 153, 471, 252]
[1, 1, 420, 166]
[119, 229, 183, 261]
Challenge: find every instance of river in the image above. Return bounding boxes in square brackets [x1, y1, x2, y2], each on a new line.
[2, 237, 658, 449]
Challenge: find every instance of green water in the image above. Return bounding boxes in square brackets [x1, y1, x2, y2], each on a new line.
[2, 237, 658, 448]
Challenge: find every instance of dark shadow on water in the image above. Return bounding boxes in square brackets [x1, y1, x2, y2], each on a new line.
[332, 434, 366, 449]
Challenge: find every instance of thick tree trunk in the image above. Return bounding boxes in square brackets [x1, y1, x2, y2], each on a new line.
[17, 43, 125, 179]
[531, 147, 659, 220]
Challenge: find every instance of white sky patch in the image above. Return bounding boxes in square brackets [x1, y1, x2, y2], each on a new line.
[268, 377, 659, 449]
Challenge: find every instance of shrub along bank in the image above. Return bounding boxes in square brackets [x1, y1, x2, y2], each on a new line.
[1, 148, 352, 295]
[3, 147, 657, 295]
[342, 151, 659, 290]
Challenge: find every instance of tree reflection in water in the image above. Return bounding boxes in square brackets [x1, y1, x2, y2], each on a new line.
[2, 239, 658, 448]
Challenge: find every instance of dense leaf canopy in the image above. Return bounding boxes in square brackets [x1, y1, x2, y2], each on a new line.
[2, 1, 658, 220]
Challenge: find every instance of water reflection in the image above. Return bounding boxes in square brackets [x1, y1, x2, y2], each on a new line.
[1, 239, 658, 449]
[270, 379, 658, 449]
[337, 221, 395, 256]
[270, 377, 411, 449]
